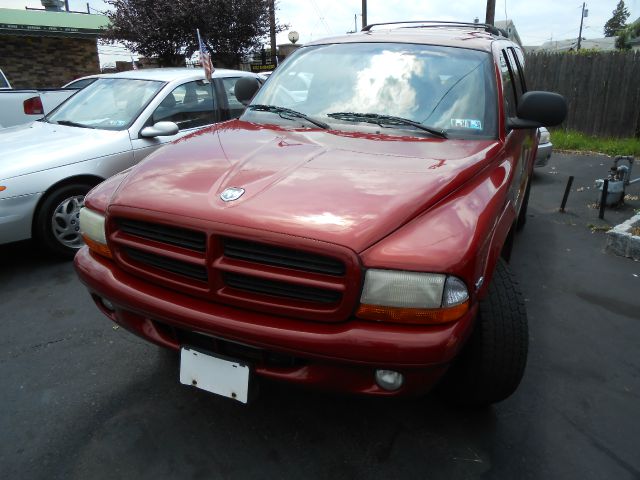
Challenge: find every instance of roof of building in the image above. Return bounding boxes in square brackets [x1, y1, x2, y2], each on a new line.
[306, 24, 517, 53]
[494, 19, 522, 46]
[0, 8, 108, 38]
[537, 36, 617, 52]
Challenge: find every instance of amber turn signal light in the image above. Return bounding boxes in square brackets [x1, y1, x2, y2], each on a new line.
[82, 234, 112, 259]
[356, 300, 469, 325]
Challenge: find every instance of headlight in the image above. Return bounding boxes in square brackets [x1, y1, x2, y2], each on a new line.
[79, 207, 111, 258]
[356, 269, 469, 325]
[538, 129, 551, 145]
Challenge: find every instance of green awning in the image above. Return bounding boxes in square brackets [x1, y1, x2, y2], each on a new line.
[0, 8, 109, 38]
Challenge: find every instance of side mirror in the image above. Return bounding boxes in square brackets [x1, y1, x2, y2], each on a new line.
[508, 91, 567, 129]
[140, 121, 179, 138]
[234, 76, 261, 106]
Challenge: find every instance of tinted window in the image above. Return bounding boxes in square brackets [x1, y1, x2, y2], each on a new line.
[499, 50, 518, 121]
[221, 77, 247, 119]
[245, 43, 498, 139]
[152, 80, 217, 130]
[0, 70, 9, 89]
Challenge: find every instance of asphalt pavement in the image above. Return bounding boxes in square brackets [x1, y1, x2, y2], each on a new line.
[1, 152, 638, 479]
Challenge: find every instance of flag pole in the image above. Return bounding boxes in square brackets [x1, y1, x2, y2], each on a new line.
[197, 28, 217, 123]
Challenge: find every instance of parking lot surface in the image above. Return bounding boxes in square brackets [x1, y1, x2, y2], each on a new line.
[1, 153, 639, 479]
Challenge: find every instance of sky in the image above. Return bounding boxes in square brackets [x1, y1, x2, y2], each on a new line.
[2, 0, 639, 66]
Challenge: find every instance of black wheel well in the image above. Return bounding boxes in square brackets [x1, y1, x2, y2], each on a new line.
[31, 175, 104, 234]
[501, 222, 516, 263]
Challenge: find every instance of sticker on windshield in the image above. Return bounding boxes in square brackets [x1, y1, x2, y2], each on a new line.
[450, 118, 482, 130]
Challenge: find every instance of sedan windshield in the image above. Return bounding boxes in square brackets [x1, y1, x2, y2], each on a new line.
[244, 43, 498, 139]
[47, 78, 164, 130]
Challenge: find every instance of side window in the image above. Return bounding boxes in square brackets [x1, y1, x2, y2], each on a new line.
[0, 71, 9, 89]
[508, 47, 527, 93]
[221, 77, 248, 119]
[506, 48, 525, 99]
[151, 80, 216, 130]
[499, 50, 518, 124]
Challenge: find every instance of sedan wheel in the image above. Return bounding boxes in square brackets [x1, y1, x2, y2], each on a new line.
[34, 183, 95, 258]
[51, 195, 85, 249]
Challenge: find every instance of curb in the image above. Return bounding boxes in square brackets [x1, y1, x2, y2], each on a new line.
[606, 213, 640, 261]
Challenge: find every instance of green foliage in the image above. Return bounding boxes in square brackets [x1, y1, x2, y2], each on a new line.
[103, 0, 287, 67]
[551, 130, 640, 156]
[615, 18, 640, 49]
[604, 0, 630, 37]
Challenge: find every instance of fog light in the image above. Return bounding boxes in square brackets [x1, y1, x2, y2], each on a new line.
[101, 298, 115, 311]
[375, 369, 404, 391]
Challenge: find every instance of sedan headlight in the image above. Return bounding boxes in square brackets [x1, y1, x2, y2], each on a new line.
[79, 207, 111, 258]
[356, 269, 469, 325]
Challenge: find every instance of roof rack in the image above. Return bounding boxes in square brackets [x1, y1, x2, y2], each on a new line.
[361, 20, 507, 38]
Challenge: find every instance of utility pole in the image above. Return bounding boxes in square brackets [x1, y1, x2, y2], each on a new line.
[485, 0, 496, 25]
[577, 2, 587, 51]
[361, 0, 367, 30]
[269, 0, 277, 65]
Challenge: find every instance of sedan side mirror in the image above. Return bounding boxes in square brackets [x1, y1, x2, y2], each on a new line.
[234, 77, 261, 106]
[508, 91, 567, 129]
[140, 121, 179, 138]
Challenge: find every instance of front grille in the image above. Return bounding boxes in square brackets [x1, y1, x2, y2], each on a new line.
[224, 272, 342, 304]
[118, 219, 206, 252]
[124, 247, 208, 282]
[109, 211, 358, 322]
[223, 238, 345, 276]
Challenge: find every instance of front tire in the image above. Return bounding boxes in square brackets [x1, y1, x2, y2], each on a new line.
[34, 183, 94, 258]
[438, 259, 528, 406]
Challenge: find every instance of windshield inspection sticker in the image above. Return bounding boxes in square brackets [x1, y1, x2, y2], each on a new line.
[451, 118, 482, 130]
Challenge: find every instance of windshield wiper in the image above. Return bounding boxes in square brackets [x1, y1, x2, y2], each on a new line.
[327, 112, 447, 138]
[54, 120, 95, 129]
[249, 104, 329, 130]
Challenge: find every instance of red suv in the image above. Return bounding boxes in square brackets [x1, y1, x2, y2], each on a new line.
[75, 22, 566, 406]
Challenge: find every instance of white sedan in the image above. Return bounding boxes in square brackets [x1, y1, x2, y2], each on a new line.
[0, 68, 261, 257]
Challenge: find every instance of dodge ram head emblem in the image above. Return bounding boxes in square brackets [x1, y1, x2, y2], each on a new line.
[220, 187, 245, 202]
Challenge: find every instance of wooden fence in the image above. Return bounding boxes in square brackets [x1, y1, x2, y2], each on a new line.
[525, 51, 640, 138]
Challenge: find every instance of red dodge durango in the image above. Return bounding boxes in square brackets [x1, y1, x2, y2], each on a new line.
[74, 21, 566, 405]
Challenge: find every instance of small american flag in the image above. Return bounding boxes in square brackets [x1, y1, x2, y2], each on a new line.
[197, 29, 213, 81]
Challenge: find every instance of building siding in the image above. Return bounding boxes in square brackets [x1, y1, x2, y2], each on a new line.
[0, 35, 99, 89]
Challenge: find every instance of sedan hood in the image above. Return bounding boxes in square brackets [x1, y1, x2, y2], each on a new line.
[0, 121, 132, 180]
[112, 121, 498, 252]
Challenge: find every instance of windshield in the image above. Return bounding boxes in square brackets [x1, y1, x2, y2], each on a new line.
[47, 78, 164, 130]
[244, 43, 498, 139]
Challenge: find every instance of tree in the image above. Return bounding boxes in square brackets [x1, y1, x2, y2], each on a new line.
[102, 0, 286, 67]
[615, 18, 640, 49]
[603, 0, 630, 37]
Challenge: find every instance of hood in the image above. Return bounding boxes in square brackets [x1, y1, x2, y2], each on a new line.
[0, 121, 132, 180]
[111, 120, 499, 252]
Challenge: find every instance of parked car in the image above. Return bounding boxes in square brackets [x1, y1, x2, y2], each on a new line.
[0, 68, 261, 256]
[535, 126, 552, 167]
[0, 71, 98, 129]
[75, 22, 566, 406]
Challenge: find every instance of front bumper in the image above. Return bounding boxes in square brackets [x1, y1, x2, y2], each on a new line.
[0, 192, 42, 245]
[75, 247, 477, 396]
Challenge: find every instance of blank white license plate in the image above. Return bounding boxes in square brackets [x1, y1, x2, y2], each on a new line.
[179, 347, 250, 404]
